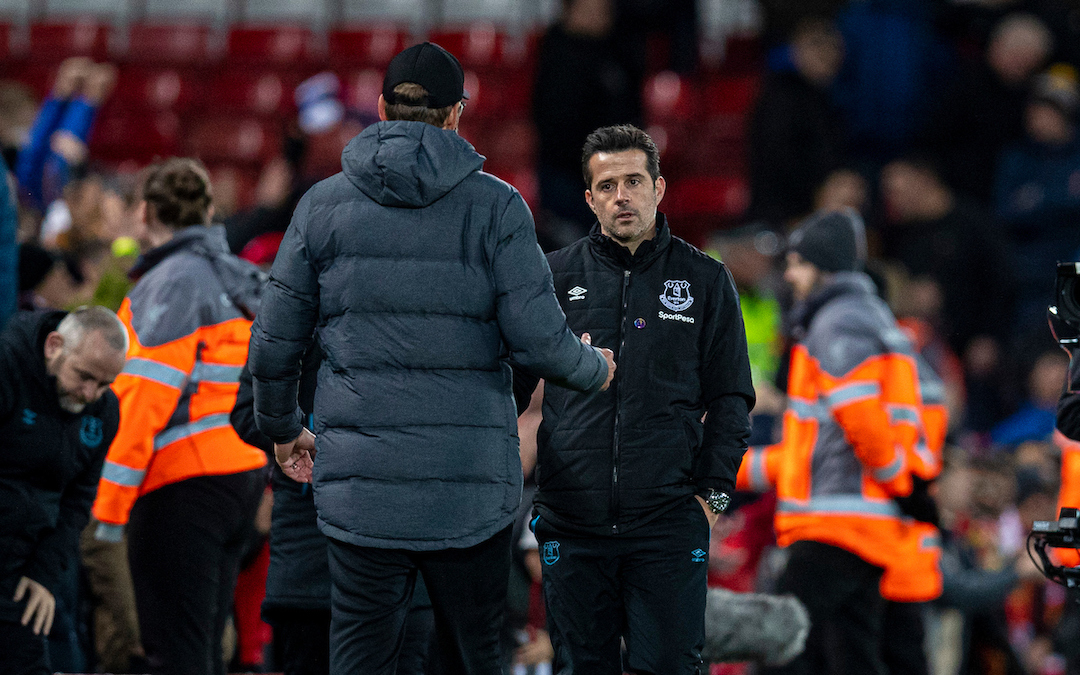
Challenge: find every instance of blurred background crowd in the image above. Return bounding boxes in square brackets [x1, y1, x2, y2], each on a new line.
[1, 0, 1080, 674]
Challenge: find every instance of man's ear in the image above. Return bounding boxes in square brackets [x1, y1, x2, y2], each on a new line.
[654, 175, 666, 205]
[585, 189, 595, 213]
[44, 331, 64, 362]
[443, 102, 462, 131]
[377, 95, 388, 122]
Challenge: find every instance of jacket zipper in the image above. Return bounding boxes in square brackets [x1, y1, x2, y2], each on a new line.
[612, 268, 631, 534]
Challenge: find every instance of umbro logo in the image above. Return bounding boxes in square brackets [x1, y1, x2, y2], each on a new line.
[568, 286, 587, 302]
[691, 548, 708, 563]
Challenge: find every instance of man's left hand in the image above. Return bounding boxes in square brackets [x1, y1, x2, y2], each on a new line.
[14, 576, 54, 636]
[695, 495, 720, 530]
[275, 428, 317, 483]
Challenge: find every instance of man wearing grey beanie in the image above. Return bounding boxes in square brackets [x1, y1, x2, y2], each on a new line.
[738, 209, 941, 675]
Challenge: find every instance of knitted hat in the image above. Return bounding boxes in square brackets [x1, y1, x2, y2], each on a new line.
[787, 208, 867, 273]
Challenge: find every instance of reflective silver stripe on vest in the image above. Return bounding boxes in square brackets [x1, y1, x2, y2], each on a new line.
[826, 381, 881, 410]
[914, 442, 937, 470]
[872, 452, 905, 483]
[100, 460, 146, 488]
[122, 357, 187, 390]
[749, 448, 770, 492]
[920, 378, 945, 404]
[153, 412, 233, 451]
[191, 362, 243, 385]
[787, 397, 824, 421]
[920, 532, 941, 550]
[778, 495, 903, 518]
[887, 404, 920, 425]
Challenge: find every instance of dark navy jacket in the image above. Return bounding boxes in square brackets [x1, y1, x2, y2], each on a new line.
[0, 311, 119, 622]
[528, 218, 755, 535]
[249, 120, 608, 551]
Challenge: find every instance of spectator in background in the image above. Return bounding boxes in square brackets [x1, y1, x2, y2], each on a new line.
[533, 0, 643, 246]
[878, 154, 1015, 358]
[708, 224, 785, 442]
[1, 157, 16, 329]
[0, 306, 126, 675]
[91, 159, 267, 675]
[832, 0, 952, 166]
[991, 349, 1068, 446]
[995, 63, 1080, 328]
[924, 13, 1053, 205]
[14, 57, 115, 215]
[933, 453, 1045, 675]
[747, 18, 846, 228]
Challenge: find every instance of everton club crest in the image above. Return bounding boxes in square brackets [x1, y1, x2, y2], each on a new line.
[80, 416, 104, 449]
[660, 280, 694, 312]
[543, 540, 561, 565]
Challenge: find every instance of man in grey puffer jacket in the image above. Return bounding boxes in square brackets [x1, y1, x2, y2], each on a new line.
[248, 42, 615, 675]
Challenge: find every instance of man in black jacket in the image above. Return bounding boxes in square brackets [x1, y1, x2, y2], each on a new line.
[521, 125, 755, 674]
[248, 42, 615, 675]
[0, 306, 126, 675]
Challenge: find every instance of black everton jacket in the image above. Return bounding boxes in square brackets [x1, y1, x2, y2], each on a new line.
[0, 310, 119, 621]
[528, 215, 755, 535]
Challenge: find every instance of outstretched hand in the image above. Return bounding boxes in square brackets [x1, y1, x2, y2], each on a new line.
[275, 427, 317, 483]
[582, 332, 616, 391]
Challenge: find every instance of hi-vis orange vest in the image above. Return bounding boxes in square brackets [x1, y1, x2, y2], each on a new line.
[737, 274, 941, 601]
[93, 229, 266, 536]
[1054, 430, 1080, 568]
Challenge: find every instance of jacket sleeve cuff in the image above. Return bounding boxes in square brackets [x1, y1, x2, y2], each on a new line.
[696, 478, 735, 494]
[94, 523, 124, 543]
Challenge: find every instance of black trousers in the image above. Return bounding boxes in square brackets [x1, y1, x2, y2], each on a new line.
[270, 603, 434, 675]
[534, 497, 711, 675]
[326, 525, 512, 675]
[763, 540, 887, 675]
[882, 601, 929, 675]
[127, 470, 264, 675]
[0, 620, 49, 675]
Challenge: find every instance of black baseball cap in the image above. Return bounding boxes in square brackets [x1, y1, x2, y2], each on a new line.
[382, 42, 469, 108]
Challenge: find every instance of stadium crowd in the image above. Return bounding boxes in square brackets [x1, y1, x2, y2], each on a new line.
[1, 0, 1080, 674]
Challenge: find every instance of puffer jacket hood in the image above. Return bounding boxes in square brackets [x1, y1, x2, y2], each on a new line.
[342, 120, 485, 208]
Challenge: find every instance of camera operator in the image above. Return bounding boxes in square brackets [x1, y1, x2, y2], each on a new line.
[1045, 262, 1080, 672]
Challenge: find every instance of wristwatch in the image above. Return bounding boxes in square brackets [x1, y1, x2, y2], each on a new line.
[701, 488, 731, 515]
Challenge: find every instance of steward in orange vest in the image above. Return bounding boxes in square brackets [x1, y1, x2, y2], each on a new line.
[736, 210, 928, 675]
[91, 159, 266, 675]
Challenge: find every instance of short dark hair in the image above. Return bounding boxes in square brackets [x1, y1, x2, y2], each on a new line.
[581, 124, 661, 188]
[384, 82, 456, 127]
[142, 158, 213, 228]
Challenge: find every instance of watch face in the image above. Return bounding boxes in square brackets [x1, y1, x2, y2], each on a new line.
[709, 491, 731, 513]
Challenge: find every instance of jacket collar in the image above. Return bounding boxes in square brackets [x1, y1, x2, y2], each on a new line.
[129, 225, 228, 281]
[588, 212, 671, 269]
[791, 271, 877, 337]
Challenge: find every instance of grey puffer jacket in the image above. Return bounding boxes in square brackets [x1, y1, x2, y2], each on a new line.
[249, 121, 608, 551]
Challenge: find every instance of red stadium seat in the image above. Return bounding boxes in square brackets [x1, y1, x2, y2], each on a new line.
[28, 21, 109, 61]
[327, 26, 408, 67]
[661, 175, 750, 247]
[457, 67, 532, 120]
[125, 23, 213, 64]
[204, 69, 298, 116]
[705, 74, 760, 117]
[186, 117, 280, 164]
[110, 66, 201, 112]
[226, 26, 316, 66]
[427, 26, 538, 69]
[88, 109, 182, 164]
